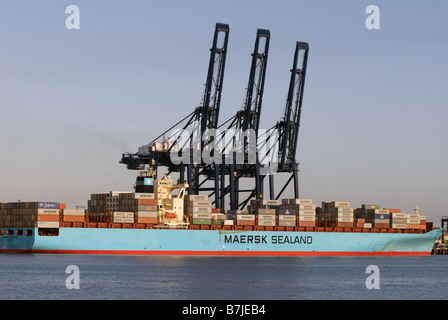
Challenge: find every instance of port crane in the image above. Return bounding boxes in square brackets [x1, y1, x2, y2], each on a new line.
[120, 23, 309, 212]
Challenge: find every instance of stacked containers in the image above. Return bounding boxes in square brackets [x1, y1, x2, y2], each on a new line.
[211, 209, 225, 226]
[62, 209, 85, 223]
[319, 201, 354, 228]
[355, 205, 390, 228]
[0, 202, 61, 228]
[184, 195, 212, 225]
[112, 212, 135, 224]
[249, 199, 280, 227]
[257, 209, 276, 227]
[281, 199, 316, 227]
[406, 213, 421, 230]
[389, 209, 407, 229]
[119, 193, 157, 224]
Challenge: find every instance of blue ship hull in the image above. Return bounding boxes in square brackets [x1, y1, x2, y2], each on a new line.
[0, 227, 442, 256]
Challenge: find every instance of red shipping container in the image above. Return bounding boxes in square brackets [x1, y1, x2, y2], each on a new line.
[374, 223, 389, 229]
[337, 222, 353, 228]
[211, 208, 221, 213]
[237, 220, 255, 226]
[135, 199, 158, 205]
[59, 203, 67, 209]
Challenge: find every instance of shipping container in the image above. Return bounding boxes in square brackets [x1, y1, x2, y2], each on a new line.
[257, 214, 275, 221]
[136, 212, 158, 218]
[63, 215, 85, 222]
[392, 223, 407, 229]
[185, 201, 212, 207]
[361, 204, 380, 209]
[192, 213, 212, 219]
[256, 209, 276, 214]
[184, 195, 208, 201]
[37, 215, 59, 222]
[185, 206, 212, 213]
[236, 220, 255, 226]
[278, 209, 297, 215]
[278, 220, 296, 227]
[257, 220, 276, 227]
[191, 218, 212, 225]
[237, 214, 255, 221]
[37, 221, 59, 228]
[137, 217, 158, 224]
[298, 221, 315, 227]
[62, 209, 85, 216]
[278, 215, 296, 221]
[298, 210, 316, 216]
[38, 202, 60, 209]
[299, 216, 315, 221]
[134, 205, 156, 212]
[38, 209, 59, 215]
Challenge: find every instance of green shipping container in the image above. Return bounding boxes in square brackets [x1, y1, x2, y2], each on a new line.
[192, 218, 212, 225]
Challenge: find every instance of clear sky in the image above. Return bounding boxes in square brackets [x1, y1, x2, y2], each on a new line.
[0, 1, 447, 223]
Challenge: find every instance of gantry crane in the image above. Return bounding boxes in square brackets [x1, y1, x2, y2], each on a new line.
[120, 23, 309, 212]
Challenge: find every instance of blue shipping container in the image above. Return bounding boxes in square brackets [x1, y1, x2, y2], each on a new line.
[38, 202, 60, 209]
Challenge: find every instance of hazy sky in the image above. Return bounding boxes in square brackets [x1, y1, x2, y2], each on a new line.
[0, 1, 447, 223]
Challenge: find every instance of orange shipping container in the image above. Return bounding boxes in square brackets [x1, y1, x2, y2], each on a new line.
[386, 208, 400, 213]
[37, 214, 60, 222]
[135, 199, 158, 205]
[63, 215, 85, 222]
[137, 217, 158, 224]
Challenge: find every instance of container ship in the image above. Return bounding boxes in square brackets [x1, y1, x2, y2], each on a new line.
[0, 171, 442, 256]
[0, 24, 442, 255]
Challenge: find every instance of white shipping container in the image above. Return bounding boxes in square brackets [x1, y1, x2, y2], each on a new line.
[331, 201, 351, 208]
[337, 212, 354, 218]
[237, 214, 255, 221]
[38, 209, 59, 215]
[407, 219, 420, 224]
[123, 212, 134, 218]
[407, 214, 420, 219]
[364, 223, 372, 228]
[113, 217, 124, 223]
[258, 214, 275, 221]
[298, 210, 316, 216]
[298, 204, 316, 211]
[392, 223, 407, 229]
[185, 206, 212, 213]
[185, 195, 208, 201]
[289, 199, 313, 205]
[257, 220, 276, 227]
[279, 215, 296, 221]
[123, 217, 134, 223]
[136, 212, 158, 218]
[37, 221, 59, 228]
[392, 213, 407, 218]
[193, 213, 212, 219]
[113, 212, 124, 218]
[134, 193, 155, 199]
[224, 220, 234, 226]
[62, 209, 85, 216]
[299, 216, 315, 221]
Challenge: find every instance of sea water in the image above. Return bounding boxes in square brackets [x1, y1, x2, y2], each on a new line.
[0, 253, 447, 300]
